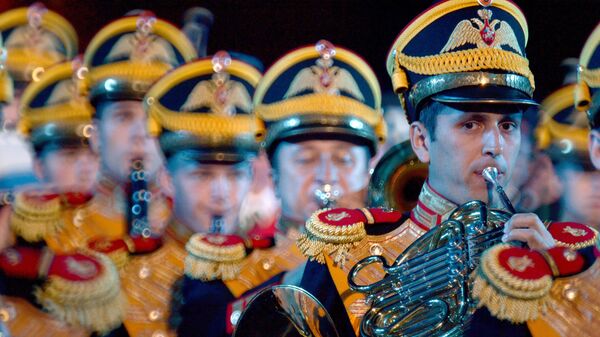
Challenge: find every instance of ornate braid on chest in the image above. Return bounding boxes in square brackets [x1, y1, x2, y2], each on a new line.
[120, 242, 185, 329]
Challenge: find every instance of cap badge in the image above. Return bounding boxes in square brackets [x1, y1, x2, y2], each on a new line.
[181, 51, 252, 116]
[507, 254, 535, 272]
[441, 9, 522, 55]
[284, 39, 364, 101]
[563, 225, 588, 237]
[106, 11, 175, 64]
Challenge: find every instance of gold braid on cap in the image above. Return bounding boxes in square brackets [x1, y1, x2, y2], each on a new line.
[582, 67, 600, 88]
[184, 233, 247, 281]
[148, 100, 265, 141]
[10, 193, 62, 242]
[394, 47, 535, 90]
[297, 208, 366, 268]
[19, 101, 93, 135]
[34, 252, 125, 334]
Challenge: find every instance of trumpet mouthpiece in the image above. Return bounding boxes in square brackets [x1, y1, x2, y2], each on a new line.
[482, 167, 499, 185]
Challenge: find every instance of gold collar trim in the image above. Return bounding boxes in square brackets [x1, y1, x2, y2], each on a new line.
[410, 181, 457, 230]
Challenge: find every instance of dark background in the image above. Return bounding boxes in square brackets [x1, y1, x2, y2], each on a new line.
[3, 0, 599, 101]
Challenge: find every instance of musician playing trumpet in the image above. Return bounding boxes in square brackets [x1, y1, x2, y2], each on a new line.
[296, 1, 599, 336]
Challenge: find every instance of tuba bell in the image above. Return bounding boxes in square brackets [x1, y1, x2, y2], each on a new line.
[233, 285, 340, 337]
[368, 141, 428, 212]
[348, 200, 511, 337]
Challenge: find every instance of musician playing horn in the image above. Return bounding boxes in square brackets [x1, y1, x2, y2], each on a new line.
[296, 1, 599, 336]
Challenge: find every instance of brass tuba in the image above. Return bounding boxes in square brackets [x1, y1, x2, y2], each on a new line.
[368, 141, 428, 212]
[233, 285, 340, 337]
[348, 200, 511, 337]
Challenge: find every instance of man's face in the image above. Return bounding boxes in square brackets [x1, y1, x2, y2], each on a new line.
[93, 101, 163, 184]
[170, 160, 253, 234]
[273, 140, 370, 224]
[590, 129, 600, 170]
[36, 146, 99, 193]
[413, 104, 522, 205]
[556, 163, 600, 230]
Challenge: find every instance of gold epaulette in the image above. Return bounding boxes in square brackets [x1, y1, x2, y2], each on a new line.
[528, 259, 600, 337]
[297, 207, 403, 267]
[473, 244, 586, 323]
[10, 193, 62, 242]
[2, 296, 88, 336]
[547, 222, 598, 250]
[185, 233, 247, 281]
[35, 251, 125, 334]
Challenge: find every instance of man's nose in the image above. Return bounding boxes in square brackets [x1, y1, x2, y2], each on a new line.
[211, 173, 230, 197]
[315, 155, 339, 184]
[482, 126, 504, 157]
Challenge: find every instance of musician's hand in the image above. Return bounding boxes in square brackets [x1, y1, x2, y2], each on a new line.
[502, 213, 555, 250]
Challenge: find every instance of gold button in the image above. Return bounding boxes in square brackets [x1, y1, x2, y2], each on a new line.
[563, 249, 577, 262]
[138, 265, 151, 279]
[151, 331, 166, 337]
[369, 244, 383, 256]
[73, 210, 85, 228]
[230, 310, 241, 326]
[0, 303, 15, 322]
[261, 258, 274, 271]
[563, 284, 578, 301]
[148, 310, 162, 321]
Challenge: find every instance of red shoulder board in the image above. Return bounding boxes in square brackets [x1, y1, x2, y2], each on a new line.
[548, 222, 598, 250]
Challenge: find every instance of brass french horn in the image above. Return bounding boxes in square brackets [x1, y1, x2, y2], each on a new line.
[349, 200, 511, 337]
[368, 141, 428, 212]
[349, 168, 516, 337]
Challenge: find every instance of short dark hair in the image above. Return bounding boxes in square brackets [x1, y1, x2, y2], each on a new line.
[93, 100, 115, 121]
[418, 100, 442, 142]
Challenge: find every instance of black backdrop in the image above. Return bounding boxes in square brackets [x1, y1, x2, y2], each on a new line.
[3, 0, 600, 100]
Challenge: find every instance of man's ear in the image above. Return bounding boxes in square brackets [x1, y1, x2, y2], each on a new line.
[409, 121, 431, 163]
[270, 167, 281, 200]
[158, 166, 175, 199]
[32, 158, 45, 180]
[589, 130, 600, 170]
[89, 119, 100, 154]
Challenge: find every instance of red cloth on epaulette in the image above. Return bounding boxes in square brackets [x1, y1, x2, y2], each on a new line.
[316, 208, 365, 227]
[546, 247, 585, 276]
[548, 222, 597, 249]
[497, 247, 551, 279]
[48, 253, 102, 281]
[0, 246, 42, 279]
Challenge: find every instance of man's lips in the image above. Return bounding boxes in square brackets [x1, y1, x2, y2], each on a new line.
[474, 167, 504, 176]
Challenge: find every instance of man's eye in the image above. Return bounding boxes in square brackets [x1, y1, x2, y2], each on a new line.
[295, 154, 317, 164]
[192, 171, 211, 179]
[229, 170, 246, 179]
[500, 122, 517, 131]
[334, 153, 354, 165]
[462, 121, 479, 130]
[113, 112, 131, 122]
